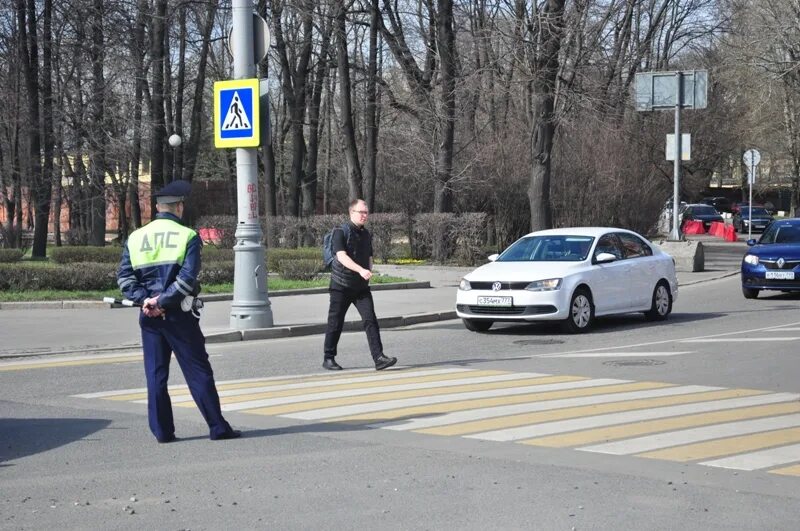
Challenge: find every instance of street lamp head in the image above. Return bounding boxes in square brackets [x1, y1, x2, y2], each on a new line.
[168, 134, 182, 147]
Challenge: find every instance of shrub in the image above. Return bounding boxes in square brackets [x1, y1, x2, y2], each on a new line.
[277, 258, 320, 281]
[266, 247, 320, 271]
[198, 261, 235, 285]
[0, 263, 118, 291]
[202, 247, 234, 261]
[0, 249, 23, 263]
[196, 215, 238, 249]
[369, 213, 408, 264]
[50, 246, 122, 264]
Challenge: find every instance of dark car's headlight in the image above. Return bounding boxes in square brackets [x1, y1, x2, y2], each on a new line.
[744, 254, 759, 265]
[525, 278, 562, 291]
[459, 279, 472, 291]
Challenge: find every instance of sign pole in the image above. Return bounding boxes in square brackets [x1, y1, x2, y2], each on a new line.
[229, 0, 272, 329]
[748, 154, 754, 241]
[670, 71, 682, 241]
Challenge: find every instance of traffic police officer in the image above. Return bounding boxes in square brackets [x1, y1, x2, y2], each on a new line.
[117, 180, 240, 443]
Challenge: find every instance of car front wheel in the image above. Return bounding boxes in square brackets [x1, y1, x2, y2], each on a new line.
[644, 281, 672, 321]
[463, 318, 493, 332]
[742, 286, 759, 299]
[562, 287, 594, 333]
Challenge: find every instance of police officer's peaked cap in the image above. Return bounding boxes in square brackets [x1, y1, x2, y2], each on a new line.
[155, 180, 191, 204]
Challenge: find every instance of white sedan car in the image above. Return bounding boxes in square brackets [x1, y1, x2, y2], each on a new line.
[456, 227, 678, 333]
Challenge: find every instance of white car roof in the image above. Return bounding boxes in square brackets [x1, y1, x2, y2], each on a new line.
[517, 227, 642, 238]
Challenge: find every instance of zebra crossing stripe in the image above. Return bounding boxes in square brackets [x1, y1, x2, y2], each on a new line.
[373, 381, 672, 431]
[335, 379, 640, 424]
[521, 395, 800, 448]
[210, 372, 553, 413]
[700, 444, 800, 475]
[640, 427, 800, 462]
[275, 377, 629, 421]
[444, 387, 737, 438]
[581, 414, 800, 455]
[143, 368, 499, 405]
[768, 461, 800, 475]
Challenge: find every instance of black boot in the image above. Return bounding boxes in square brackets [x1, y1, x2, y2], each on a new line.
[323, 358, 343, 370]
[374, 355, 397, 371]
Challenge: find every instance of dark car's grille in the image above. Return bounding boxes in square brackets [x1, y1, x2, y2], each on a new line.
[761, 260, 800, 270]
[458, 304, 558, 316]
[470, 281, 530, 290]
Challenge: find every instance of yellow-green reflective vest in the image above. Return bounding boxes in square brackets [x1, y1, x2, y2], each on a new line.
[127, 218, 197, 270]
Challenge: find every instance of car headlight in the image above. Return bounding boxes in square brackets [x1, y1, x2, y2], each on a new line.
[744, 254, 759, 265]
[459, 279, 472, 291]
[525, 278, 562, 291]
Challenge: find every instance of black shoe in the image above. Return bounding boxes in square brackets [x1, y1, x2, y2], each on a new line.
[210, 429, 241, 441]
[157, 435, 177, 444]
[323, 358, 343, 370]
[374, 355, 397, 371]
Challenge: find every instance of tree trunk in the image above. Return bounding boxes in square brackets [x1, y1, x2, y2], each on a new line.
[129, 0, 147, 230]
[149, 0, 168, 219]
[184, 0, 218, 181]
[527, 0, 566, 232]
[335, 0, 363, 202]
[364, 0, 380, 209]
[18, 0, 47, 256]
[434, 0, 456, 214]
[173, 4, 187, 181]
[88, 0, 107, 246]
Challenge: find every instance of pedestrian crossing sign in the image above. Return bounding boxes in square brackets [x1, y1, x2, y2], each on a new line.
[214, 78, 260, 148]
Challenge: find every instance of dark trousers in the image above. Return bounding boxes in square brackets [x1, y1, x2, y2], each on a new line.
[140, 311, 232, 441]
[323, 287, 384, 361]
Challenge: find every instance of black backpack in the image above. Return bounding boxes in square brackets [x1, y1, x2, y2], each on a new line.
[322, 223, 351, 271]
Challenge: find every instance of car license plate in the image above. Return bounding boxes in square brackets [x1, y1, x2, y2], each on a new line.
[766, 271, 795, 280]
[477, 296, 512, 307]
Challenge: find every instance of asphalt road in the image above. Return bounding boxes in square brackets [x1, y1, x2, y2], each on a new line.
[3, 272, 800, 530]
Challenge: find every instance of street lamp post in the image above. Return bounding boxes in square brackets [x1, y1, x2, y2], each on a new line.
[228, 0, 273, 329]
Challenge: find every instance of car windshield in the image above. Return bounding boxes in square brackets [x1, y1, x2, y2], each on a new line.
[692, 206, 718, 215]
[760, 223, 800, 244]
[497, 235, 595, 262]
[742, 207, 770, 216]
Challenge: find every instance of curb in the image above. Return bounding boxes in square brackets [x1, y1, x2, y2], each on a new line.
[678, 270, 739, 286]
[206, 310, 458, 344]
[0, 281, 431, 310]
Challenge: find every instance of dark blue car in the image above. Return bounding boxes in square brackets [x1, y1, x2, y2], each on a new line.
[741, 218, 800, 299]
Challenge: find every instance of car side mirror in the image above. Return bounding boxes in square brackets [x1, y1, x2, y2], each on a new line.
[746, 239, 757, 246]
[487, 253, 499, 262]
[595, 252, 617, 263]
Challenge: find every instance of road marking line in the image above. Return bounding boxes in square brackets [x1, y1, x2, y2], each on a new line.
[530, 320, 800, 358]
[447, 387, 739, 439]
[641, 427, 800, 462]
[1, 354, 142, 372]
[581, 414, 800, 455]
[700, 444, 800, 474]
[540, 351, 692, 358]
[328, 376, 612, 422]
[769, 462, 800, 476]
[522, 396, 800, 447]
[265, 377, 629, 419]
[680, 338, 800, 343]
[74, 365, 438, 399]
[377, 382, 677, 432]
[212, 372, 553, 413]
[133, 368, 493, 404]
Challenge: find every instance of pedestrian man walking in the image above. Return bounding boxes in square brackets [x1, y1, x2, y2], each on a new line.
[323, 199, 397, 371]
[117, 180, 241, 443]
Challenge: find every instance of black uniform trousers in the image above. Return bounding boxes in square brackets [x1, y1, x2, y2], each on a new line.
[140, 311, 232, 441]
[323, 287, 383, 361]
